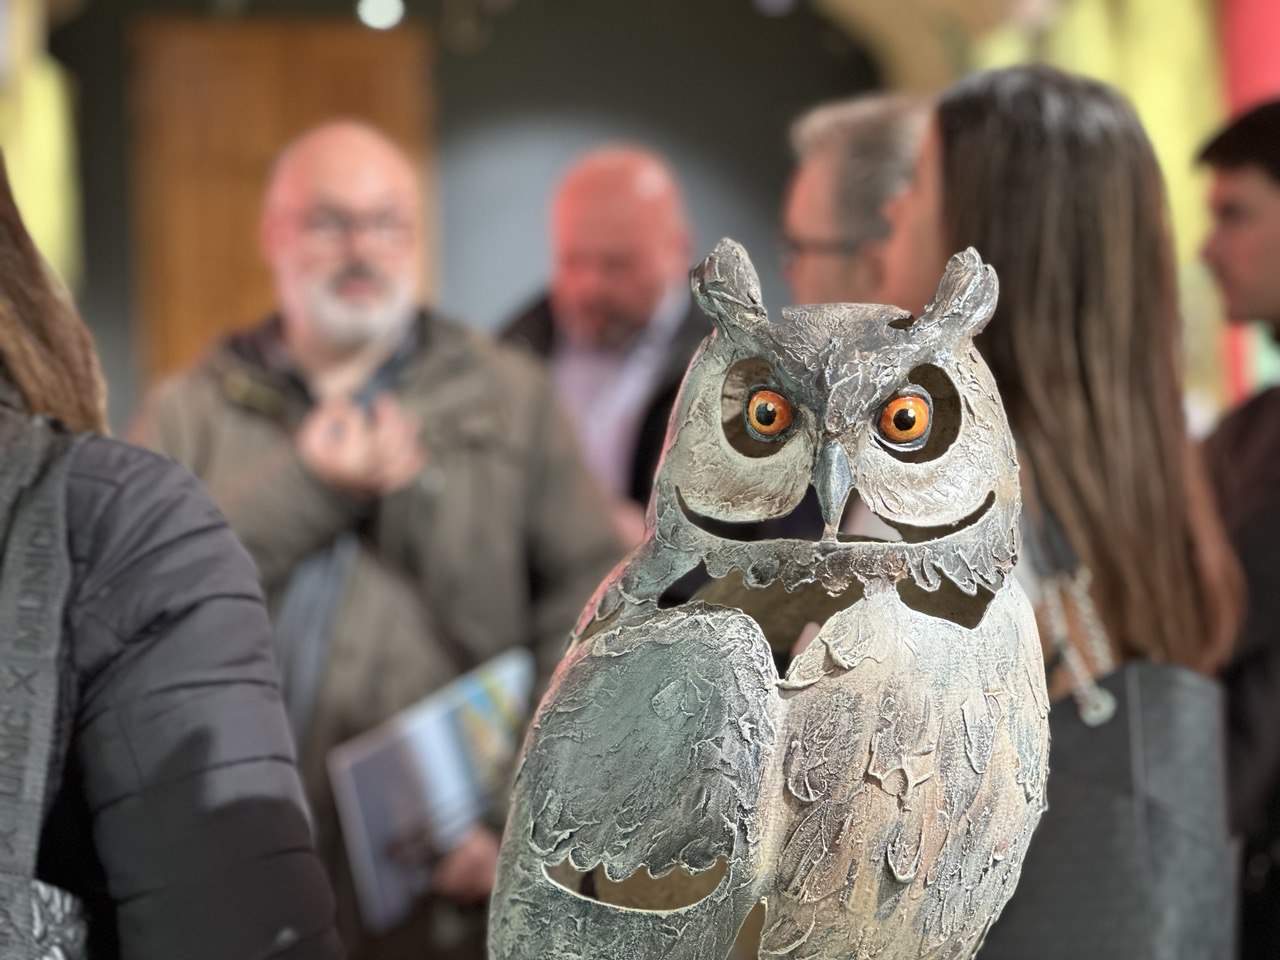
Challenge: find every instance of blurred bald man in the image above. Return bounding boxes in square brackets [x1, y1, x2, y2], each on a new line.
[503, 146, 707, 544]
[132, 121, 620, 959]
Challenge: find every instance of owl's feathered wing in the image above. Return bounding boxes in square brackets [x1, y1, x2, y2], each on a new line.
[490, 603, 781, 960]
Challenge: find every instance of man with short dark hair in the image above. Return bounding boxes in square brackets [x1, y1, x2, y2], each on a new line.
[1201, 102, 1280, 329]
[1199, 99, 1280, 960]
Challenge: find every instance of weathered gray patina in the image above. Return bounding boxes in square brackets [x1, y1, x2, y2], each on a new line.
[490, 240, 1049, 960]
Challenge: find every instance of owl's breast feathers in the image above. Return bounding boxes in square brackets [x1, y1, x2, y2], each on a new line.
[502, 586, 1046, 960]
[762, 585, 1048, 958]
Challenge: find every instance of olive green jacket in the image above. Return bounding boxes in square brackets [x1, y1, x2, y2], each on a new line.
[133, 313, 623, 957]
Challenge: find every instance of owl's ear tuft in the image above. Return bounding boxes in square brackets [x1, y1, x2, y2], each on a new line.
[918, 247, 999, 337]
[691, 237, 768, 336]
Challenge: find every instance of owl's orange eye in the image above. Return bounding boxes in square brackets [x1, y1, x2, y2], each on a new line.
[745, 390, 793, 439]
[878, 394, 931, 446]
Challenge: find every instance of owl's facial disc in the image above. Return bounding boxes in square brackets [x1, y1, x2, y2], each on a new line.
[677, 361, 990, 548]
[637, 323, 1018, 615]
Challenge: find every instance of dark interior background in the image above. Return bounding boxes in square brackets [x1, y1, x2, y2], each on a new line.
[50, 0, 878, 428]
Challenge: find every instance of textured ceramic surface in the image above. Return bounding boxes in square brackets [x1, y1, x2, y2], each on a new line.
[32, 880, 87, 960]
[490, 240, 1049, 960]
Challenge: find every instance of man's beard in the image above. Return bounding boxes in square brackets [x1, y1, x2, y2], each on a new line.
[304, 260, 417, 349]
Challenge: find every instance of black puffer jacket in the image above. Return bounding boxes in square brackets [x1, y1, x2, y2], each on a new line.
[33, 433, 343, 959]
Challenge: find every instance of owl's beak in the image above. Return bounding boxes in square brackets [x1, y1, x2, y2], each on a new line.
[814, 440, 853, 541]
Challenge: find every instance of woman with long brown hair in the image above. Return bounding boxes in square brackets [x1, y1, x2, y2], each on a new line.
[0, 156, 343, 957]
[878, 65, 1241, 957]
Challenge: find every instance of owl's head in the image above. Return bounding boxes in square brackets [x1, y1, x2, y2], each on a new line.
[589, 239, 1020, 627]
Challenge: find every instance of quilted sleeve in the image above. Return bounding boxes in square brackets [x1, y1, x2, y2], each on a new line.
[61, 435, 344, 959]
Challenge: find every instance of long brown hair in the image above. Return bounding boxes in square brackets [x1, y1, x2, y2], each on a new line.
[0, 154, 106, 433]
[937, 65, 1240, 672]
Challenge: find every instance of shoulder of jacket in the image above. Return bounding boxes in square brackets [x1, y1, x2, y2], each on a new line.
[499, 294, 555, 346]
[65, 435, 225, 568]
[1231, 385, 1280, 421]
[149, 346, 239, 405]
[426, 316, 552, 397]
[68, 434, 201, 501]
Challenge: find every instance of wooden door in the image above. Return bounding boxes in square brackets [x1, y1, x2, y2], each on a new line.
[130, 16, 434, 381]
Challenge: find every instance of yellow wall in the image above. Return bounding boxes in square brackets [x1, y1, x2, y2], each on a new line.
[0, 0, 81, 286]
[974, 0, 1228, 411]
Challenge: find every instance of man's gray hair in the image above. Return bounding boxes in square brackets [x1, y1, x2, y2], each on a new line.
[790, 94, 929, 247]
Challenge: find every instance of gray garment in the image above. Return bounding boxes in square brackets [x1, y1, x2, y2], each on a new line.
[0, 407, 82, 959]
[274, 533, 360, 748]
[265, 316, 423, 748]
[989, 490, 1236, 957]
[980, 661, 1235, 959]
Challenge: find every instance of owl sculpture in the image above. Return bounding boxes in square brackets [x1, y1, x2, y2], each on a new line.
[489, 240, 1049, 960]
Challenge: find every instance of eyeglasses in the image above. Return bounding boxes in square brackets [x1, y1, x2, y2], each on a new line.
[299, 206, 415, 251]
[777, 233, 865, 269]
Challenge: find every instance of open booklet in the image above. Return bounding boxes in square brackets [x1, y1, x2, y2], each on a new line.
[327, 648, 535, 934]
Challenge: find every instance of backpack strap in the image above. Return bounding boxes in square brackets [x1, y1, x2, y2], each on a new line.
[0, 414, 79, 954]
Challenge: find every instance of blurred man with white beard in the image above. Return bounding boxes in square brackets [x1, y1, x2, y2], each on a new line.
[132, 121, 621, 959]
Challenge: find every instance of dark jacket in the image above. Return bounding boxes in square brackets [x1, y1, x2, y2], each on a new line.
[37, 431, 342, 959]
[1204, 386, 1280, 960]
[501, 293, 709, 506]
[979, 663, 1234, 960]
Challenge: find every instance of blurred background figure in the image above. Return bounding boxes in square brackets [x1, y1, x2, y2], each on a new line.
[0, 154, 343, 959]
[765, 93, 927, 552]
[42, 0, 875, 432]
[1199, 100, 1280, 960]
[19, 0, 1268, 434]
[877, 64, 1242, 959]
[781, 93, 927, 305]
[9, 1, 1280, 955]
[132, 121, 620, 959]
[503, 146, 704, 546]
